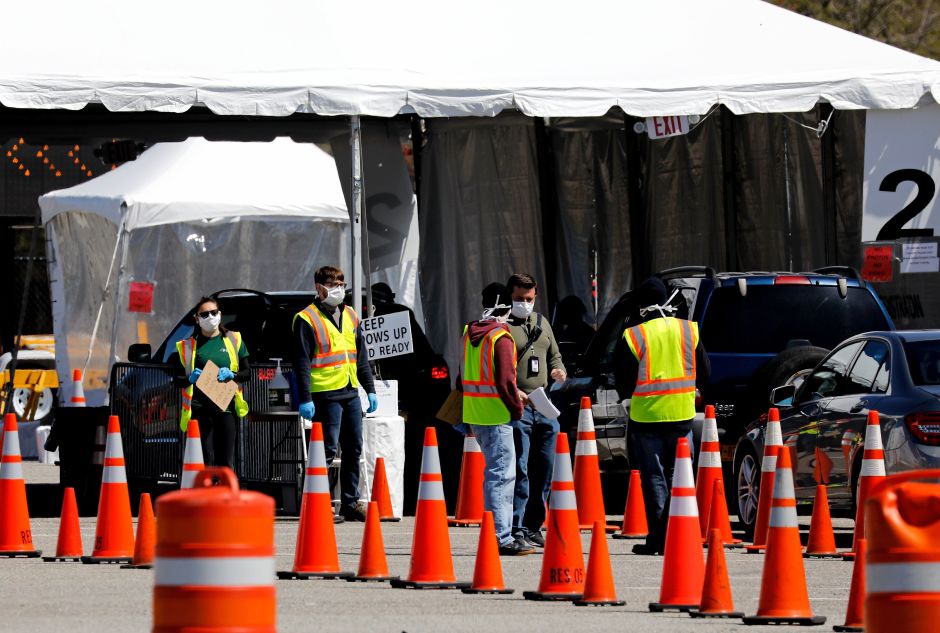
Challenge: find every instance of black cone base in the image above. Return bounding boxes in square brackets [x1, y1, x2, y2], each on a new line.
[81, 555, 131, 564]
[523, 591, 583, 601]
[0, 549, 41, 558]
[742, 614, 826, 626]
[277, 570, 354, 580]
[42, 555, 81, 562]
[832, 625, 863, 632]
[803, 552, 843, 559]
[574, 598, 626, 606]
[120, 563, 153, 569]
[390, 578, 470, 590]
[611, 533, 645, 540]
[347, 575, 399, 583]
[379, 517, 402, 522]
[462, 587, 514, 595]
[689, 609, 745, 619]
[649, 602, 698, 612]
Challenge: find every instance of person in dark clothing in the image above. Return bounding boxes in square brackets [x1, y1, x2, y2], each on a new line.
[553, 295, 596, 369]
[171, 297, 251, 471]
[292, 265, 377, 522]
[613, 277, 710, 555]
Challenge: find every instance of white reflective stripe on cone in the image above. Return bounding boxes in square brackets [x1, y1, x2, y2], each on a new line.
[698, 451, 721, 468]
[181, 471, 197, 489]
[761, 454, 778, 473]
[104, 433, 124, 459]
[303, 474, 330, 495]
[769, 505, 798, 528]
[183, 439, 203, 465]
[867, 562, 940, 594]
[864, 425, 884, 450]
[553, 452, 573, 483]
[766, 422, 782, 447]
[671, 458, 694, 488]
[103, 466, 128, 484]
[417, 480, 445, 501]
[2, 431, 21, 456]
[772, 468, 795, 499]
[701, 420, 719, 443]
[421, 444, 442, 475]
[574, 440, 598, 456]
[861, 459, 886, 477]
[462, 436, 481, 453]
[549, 489, 578, 510]
[577, 410, 595, 433]
[306, 441, 327, 469]
[155, 557, 275, 587]
[669, 495, 699, 517]
[0, 461, 24, 480]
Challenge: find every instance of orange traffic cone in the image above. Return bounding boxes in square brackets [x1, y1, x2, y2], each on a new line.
[371, 457, 400, 522]
[180, 419, 204, 489]
[83, 415, 134, 564]
[43, 487, 83, 562]
[0, 414, 41, 557]
[348, 501, 397, 583]
[122, 493, 155, 569]
[574, 521, 624, 606]
[70, 368, 86, 406]
[573, 397, 615, 532]
[832, 538, 865, 632]
[462, 510, 513, 595]
[649, 437, 705, 612]
[392, 427, 468, 589]
[524, 432, 586, 601]
[613, 469, 648, 539]
[845, 410, 885, 561]
[279, 422, 351, 579]
[813, 447, 833, 484]
[742, 444, 826, 626]
[803, 485, 840, 558]
[689, 529, 743, 618]
[448, 431, 484, 527]
[696, 405, 722, 539]
[706, 478, 741, 547]
[746, 408, 782, 553]
[840, 430, 856, 467]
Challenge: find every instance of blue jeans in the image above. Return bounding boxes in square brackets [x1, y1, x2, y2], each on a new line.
[627, 423, 693, 553]
[470, 423, 516, 547]
[312, 395, 363, 513]
[510, 408, 558, 537]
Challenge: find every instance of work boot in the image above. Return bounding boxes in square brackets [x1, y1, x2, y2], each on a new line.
[525, 531, 545, 548]
[499, 537, 536, 556]
[340, 501, 368, 522]
[631, 543, 662, 556]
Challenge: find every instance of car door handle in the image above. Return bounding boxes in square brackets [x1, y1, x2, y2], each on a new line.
[850, 402, 867, 414]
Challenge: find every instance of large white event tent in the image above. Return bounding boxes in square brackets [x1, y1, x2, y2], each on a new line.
[5, 0, 940, 391]
[39, 138, 349, 405]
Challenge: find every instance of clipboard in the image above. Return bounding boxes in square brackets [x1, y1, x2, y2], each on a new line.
[195, 359, 238, 411]
[436, 390, 463, 426]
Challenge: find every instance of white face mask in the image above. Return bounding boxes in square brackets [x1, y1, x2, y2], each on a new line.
[321, 285, 346, 307]
[511, 301, 534, 319]
[197, 313, 221, 334]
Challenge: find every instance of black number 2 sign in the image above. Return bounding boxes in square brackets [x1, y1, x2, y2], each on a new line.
[876, 169, 937, 240]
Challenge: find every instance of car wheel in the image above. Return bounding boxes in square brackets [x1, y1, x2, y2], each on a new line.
[734, 444, 761, 539]
[11, 387, 56, 423]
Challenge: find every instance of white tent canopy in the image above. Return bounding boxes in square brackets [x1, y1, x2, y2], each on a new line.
[2, 0, 939, 119]
[38, 138, 351, 406]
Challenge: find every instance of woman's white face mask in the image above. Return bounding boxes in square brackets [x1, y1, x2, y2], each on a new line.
[197, 312, 221, 334]
[511, 300, 534, 319]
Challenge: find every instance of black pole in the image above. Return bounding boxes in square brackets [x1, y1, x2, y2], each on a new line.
[819, 104, 838, 266]
[533, 117, 560, 310]
[720, 107, 739, 271]
[623, 114, 648, 284]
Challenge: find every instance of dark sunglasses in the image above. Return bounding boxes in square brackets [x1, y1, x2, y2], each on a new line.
[197, 309, 220, 319]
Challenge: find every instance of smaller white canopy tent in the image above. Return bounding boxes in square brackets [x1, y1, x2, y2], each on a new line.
[39, 138, 351, 406]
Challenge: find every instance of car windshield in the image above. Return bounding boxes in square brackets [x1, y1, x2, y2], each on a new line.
[904, 339, 940, 385]
[700, 285, 890, 354]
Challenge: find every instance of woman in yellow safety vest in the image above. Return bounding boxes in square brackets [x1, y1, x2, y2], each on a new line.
[172, 296, 250, 470]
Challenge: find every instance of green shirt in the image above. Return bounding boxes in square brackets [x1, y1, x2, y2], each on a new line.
[507, 312, 566, 394]
[192, 333, 249, 414]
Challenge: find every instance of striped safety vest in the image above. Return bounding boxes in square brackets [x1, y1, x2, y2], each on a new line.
[462, 324, 516, 425]
[294, 303, 360, 393]
[624, 317, 698, 423]
[177, 331, 249, 431]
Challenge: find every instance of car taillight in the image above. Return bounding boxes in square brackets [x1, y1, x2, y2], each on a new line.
[905, 413, 940, 446]
[694, 389, 703, 410]
[431, 366, 449, 380]
[774, 275, 810, 285]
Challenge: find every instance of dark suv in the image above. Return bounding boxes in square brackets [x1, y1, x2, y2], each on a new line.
[560, 266, 894, 506]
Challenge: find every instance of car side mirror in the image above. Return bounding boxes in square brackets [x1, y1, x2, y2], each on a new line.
[127, 343, 152, 363]
[770, 384, 795, 407]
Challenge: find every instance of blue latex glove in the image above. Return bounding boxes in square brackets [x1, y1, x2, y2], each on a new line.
[217, 367, 235, 382]
[299, 401, 315, 420]
[367, 393, 379, 414]
[188, 368, 202, 384]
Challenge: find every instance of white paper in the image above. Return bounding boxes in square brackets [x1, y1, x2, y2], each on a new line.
[900, 256, 940, 274]
[902, 242, 937, 259]
[527, 387, 561, 420]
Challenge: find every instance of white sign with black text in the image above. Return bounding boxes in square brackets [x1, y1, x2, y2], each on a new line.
[862, 105, 940, 242]
[361, 312, 414, 360]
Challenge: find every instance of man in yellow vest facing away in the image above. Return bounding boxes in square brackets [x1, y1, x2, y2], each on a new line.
[292, 265, 378, 523]
[458, 283, 530, 555]
[615, 277, 710, 555]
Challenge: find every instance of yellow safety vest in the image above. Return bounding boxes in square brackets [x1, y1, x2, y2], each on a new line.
[624, 317, 698, 423]
[462, 325, 516, 425]
[177, 331, 250, 432]
[294, 303, 360, 393]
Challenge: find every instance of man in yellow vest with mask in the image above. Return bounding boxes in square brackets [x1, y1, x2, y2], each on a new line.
[293, 265, 378, 523]
[615, 277, 710, 555]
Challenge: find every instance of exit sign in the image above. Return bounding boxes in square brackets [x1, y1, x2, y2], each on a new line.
[645, 115, 689, 140]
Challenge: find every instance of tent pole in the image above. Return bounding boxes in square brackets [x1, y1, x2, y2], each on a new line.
[81, 213, 126, 376]
[104, 220, 130, 398]
[350, 116, 364, 317]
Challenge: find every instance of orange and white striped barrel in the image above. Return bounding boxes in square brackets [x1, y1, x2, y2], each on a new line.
[154, 467, 275, 633]
[696, 405, 722, 538]
[181, 419, 204, 490]
[70, 369, 86, 406]
[864, 469, 940, 633]
[748, 408, 782, 552]
[573, 397, 609, 530]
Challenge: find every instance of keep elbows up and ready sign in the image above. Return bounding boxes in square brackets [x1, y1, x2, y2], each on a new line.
[361, 312, 414, 360]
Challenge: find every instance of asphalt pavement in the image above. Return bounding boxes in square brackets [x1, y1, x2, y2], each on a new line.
[2, 509, 856, 633]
